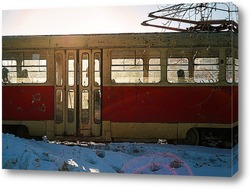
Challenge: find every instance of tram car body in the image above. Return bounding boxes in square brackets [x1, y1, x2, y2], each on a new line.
[2, 31, 238, 145]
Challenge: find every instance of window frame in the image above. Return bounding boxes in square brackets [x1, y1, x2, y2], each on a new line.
[167, 57, 190, 83]
[2, 51, 48, 84]
[110, 49, 161, 84]
[193, 57, 220, 84]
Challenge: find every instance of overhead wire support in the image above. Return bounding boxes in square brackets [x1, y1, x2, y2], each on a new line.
[141, 2, 238, 33]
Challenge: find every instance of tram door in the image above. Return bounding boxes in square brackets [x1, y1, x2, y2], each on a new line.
[55, 50, 102, 137]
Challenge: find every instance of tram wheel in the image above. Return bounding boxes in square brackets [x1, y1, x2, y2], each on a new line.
[16, 125, 30, 139]
[185, 128, 200, 146]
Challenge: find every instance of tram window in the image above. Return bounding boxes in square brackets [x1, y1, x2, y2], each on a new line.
[194, 58, 219, 83]
[148, 59, 161, 83]
[22, 59, 47, 83]
[56, 53, 63, 86]
[2, 52, 47, 84]
[94, 89, 101, 124]
[56, 90, 63, 124]
[68, 53, 75, 86]
[2, 60, 17, 83]
[111, 58, 143, 83]
[111, 49, 161, 83]
[226, 57, 233, 83]
[82, 53, 89, 87]
[167, 58, 190, 83]
[81, 90, 89, 124]
[94, 53, 101, 86]
[235, 58, 239, 83]
[67, 90, 75, 123]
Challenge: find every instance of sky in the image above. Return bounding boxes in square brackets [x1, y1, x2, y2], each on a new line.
[1, 0, 249, 189]
[1, 0, 239, 36]
[1, 1, 171, 36]
[2, 5, 160, 35]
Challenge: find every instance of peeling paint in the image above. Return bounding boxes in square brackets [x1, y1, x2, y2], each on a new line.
[38, 104, 46, 112]
[16, 107, 23, 112]
[32, 93, 42, 104]
[2, 86, 54, 120]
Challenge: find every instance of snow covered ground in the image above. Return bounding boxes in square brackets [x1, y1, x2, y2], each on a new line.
[2, 133, 238, 177]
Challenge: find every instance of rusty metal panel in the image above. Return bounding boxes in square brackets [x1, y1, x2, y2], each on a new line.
[2, 32, 238, 50]
[2, 86, 54, 120]
[102, 85, 238, 124]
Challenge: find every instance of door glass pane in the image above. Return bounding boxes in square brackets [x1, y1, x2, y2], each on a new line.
[82, 90, 89, 124]
[94, 89, 101, 124]
[94, 53, 101, 86]
[82, 53, 89, 86]
[67, 90, 74, 123]
[56, 53, 63, 86]
[56, 90, 63, 124]
[68, 53, 75, 86]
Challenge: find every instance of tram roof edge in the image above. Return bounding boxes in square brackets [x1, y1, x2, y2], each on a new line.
[2, 31, 238, 50]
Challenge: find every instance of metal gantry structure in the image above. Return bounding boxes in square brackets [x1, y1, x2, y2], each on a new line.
[141, 3, 238, 33]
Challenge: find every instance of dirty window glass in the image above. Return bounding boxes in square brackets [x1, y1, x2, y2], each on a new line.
[194, 58, 219, 83]
[167, 58, 189, 83]
[2, 52, 47, 84]
[68, 53, 75, 86]
[82, 53, 89, 87]
[111, 49, 161, 83]
[94, 53, 101, 86]
[234, 58, 238, 83]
